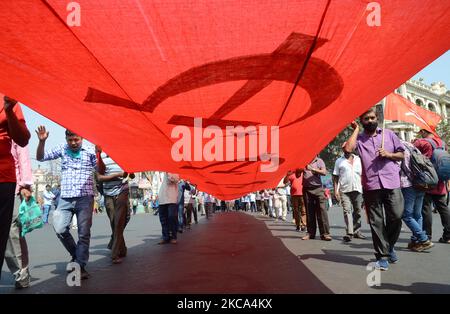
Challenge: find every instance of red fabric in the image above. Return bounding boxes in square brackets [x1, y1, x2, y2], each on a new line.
[288, 173, 303, 196]
[413, 138, 443, 159]
[385, 93, 442, 136]
[0, 104, 25, 183]
[0, 1, 449, 199]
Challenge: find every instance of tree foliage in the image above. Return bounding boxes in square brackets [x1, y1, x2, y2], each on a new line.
[436, 119, 450, 148]
[319, 125, 354, 170]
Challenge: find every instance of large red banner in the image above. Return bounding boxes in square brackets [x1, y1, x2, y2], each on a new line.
[0, 1, 449, 199]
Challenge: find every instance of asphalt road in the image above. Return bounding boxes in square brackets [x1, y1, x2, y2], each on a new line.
[1, 205, 449, 294]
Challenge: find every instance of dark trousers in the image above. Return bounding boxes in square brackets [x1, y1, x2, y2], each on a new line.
[256, 200, 262, 212]
[363, 188, 404, 260]
[0, 183, 16, 280]
[205, 202, 213, 218]
[303, 187, 330, 237]
[159, 203, 178, 241]
[104, 191, 129, 259]
[185, 203, 198, 225]
[422, 193, 450, 241]
[291, 195, 307, 228]
[261, 200, 269, 215]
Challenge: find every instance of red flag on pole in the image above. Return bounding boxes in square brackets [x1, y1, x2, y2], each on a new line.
[384, 93, 442, 135]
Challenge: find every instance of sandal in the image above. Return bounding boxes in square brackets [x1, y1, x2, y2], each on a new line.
[321, 234, 332, 241]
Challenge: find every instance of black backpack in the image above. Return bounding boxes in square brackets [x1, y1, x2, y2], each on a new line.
[402, 145, 438, 191]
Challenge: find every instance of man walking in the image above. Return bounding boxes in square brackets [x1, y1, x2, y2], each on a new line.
[5, 142, 33, 289]
[284, 169, 307, 231]
[301, 157, 332, 241]
[333, 144, 366, 242]
[96, 150, 130, 264]
[36, 126, 97, 279]
[158, 173, 179, 244]
[345, 108, 405, 270]
[42, 185, 55, 224]
[0, 96, 30, 281]
[414, 129, 450, 244]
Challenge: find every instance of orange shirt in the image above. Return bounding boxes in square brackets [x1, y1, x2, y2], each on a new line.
[288, 173, 303, 196]
[0, 104, 26, 183]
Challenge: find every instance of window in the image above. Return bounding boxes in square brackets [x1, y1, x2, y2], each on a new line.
[428, 103, 437, 113]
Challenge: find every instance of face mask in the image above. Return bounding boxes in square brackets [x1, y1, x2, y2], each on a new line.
[363, 122, 378, 132]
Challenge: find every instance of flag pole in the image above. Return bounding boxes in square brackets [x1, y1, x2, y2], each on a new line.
[381, 97, 386, 149]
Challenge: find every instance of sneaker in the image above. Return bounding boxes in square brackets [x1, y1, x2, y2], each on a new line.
[295, 226, 300, 232]
[375, 259, 389, 271]
[407, 241, 416, 250]
[15, 280, 30, 289]
[388, 249, 399, 264]
[170, 239, 177, 244]
[353, 232, 366, 239]
[343, 235, 352, 242]
[158, 240, 169, 245]
[438, 237, 450, 244]
[14, 269, 30, 289]
[412, 240, 434, 252]
[301, 226, 306, 232]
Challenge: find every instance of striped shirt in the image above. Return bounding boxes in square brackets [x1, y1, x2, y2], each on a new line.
[41, 144, 97, 198]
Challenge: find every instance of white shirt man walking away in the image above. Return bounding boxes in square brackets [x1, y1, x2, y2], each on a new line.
[333, 143, 365, 242]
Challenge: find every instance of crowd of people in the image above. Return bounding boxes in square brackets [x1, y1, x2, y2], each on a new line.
[1, 96, 449, 290]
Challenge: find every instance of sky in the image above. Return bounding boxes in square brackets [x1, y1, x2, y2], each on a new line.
[22, 50, 450, 170]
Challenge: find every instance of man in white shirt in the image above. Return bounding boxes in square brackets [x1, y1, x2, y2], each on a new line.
[333, 145, 366, 242]
[276, 180, 288, 221]
[158, 173, 179, 244]
[183, 183, 197, 228]
[42, 184, 55, 224]
[249, 193, 256, 212]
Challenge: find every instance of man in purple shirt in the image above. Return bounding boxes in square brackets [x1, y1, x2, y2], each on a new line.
[345, 108, 405, 271]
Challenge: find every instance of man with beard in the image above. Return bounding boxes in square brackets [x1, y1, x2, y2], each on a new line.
[345, 108, 404, 271]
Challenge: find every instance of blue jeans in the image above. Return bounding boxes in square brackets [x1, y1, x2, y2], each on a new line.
[42, 204, 52, 224]
[401, 187, 428, 243]
[52, 196, 94, 267]
[178, 203, 184, 230]
[159, 203, 178, 241]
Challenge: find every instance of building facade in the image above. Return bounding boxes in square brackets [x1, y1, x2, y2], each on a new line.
[382, 79, 450, 141]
